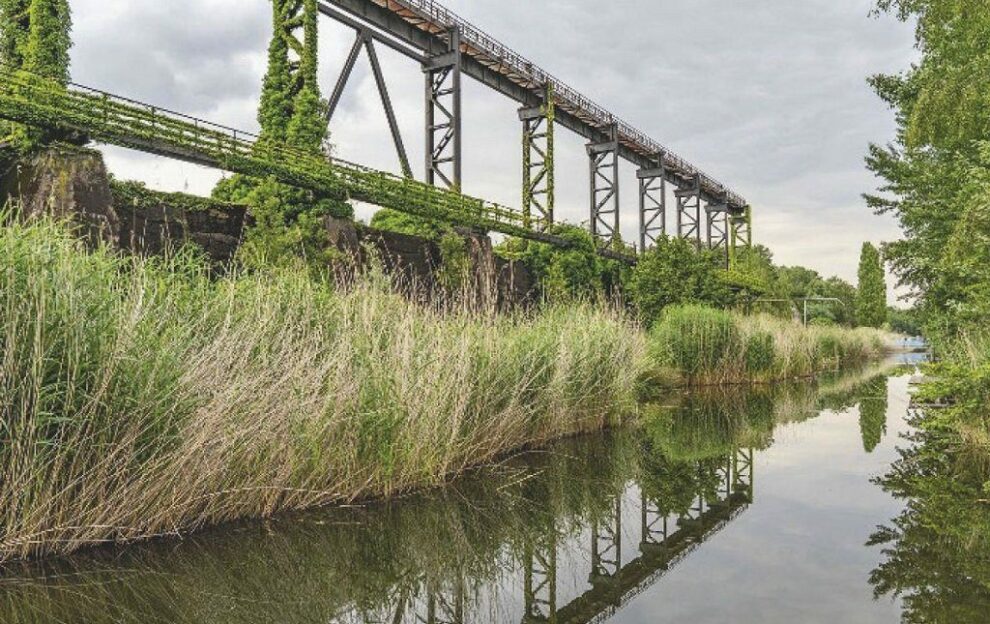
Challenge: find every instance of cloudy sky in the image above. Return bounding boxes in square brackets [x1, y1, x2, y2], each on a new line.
[69, 0, 917, 298]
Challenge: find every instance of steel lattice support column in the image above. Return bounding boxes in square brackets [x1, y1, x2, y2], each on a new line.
[520, 85, 555, 231]
[640, 491, 669, 553]
[522, 534, 557, 623]
[590, 496, 622, 583]
[587, 124, 620, 244]
[424, 26, 462, 189]
[728, 205, 753, 269]
[733, 447, 754, 503]
[706, 194, 730, 268]
[675, 174, 702, 245]
[638, 154, 666, 252]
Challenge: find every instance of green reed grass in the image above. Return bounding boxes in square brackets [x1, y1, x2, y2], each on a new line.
[647, 304, 889, 385]
[0, 217, 642, 563]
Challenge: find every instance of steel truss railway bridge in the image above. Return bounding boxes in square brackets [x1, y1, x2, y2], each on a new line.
[0, 0, 751, 266]
[332, 447, 754, 624]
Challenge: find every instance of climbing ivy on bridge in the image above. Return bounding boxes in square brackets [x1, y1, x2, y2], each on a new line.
[213, 0, 353, 270]
[0, 0, 71, 155]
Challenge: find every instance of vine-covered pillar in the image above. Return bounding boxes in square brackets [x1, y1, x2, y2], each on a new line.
[706, 192, 730, 268]
[728, 204, 752, 269]
[520, 84, 555, 231]
[259, 0, 325, 152]
[423, 26, 462, 190]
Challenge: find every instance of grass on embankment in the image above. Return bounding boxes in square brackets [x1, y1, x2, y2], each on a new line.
[642, 304, 889, 389]
[0, 218, 642, 563]
[0, 218, 893, 564]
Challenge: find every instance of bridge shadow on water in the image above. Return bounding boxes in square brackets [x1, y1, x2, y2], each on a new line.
[0, 365, 908, 624]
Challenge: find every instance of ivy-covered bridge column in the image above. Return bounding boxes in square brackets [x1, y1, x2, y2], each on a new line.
[728, 205, 753, 269]
[587, 123, 620, 244]
[675, 173, 702, 247]
[519, 84, 555, 231]
[706, 192, 730, 268]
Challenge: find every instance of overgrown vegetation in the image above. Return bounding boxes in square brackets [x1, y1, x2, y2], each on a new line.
[868, 0, 990, 469]
[211, 0, 351, 271]
[0, 216, 641, 563]
[496, 224, 628, 301]
[644, 304, 888, 386]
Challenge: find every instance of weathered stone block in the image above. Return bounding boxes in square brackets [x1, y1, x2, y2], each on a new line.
[0, 145, 119, 248]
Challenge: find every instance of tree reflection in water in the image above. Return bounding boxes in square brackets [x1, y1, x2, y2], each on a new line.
[869, 411, 990, 623]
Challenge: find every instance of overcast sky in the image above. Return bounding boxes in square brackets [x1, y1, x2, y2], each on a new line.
[69, 0, 917, 299]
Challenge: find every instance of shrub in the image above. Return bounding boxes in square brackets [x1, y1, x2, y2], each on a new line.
[628, 236, 731, 327]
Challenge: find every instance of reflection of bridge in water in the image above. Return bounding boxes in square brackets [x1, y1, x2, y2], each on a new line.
[347, 448, 754, 624]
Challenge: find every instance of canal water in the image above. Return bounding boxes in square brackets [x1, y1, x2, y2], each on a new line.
[2, 350, 984, 623]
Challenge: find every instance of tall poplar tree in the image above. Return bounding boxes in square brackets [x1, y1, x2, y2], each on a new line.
[856, 242, 887, 328]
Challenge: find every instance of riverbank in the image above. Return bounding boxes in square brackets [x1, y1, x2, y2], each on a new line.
[0, 218, 892, 564]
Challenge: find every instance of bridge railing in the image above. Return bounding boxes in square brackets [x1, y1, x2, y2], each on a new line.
[379, 0, 743, 207]
[0, 66, 637, 261]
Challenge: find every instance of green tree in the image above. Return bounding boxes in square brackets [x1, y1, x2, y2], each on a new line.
[856, 242, 887, 328]
[627, 236, 730, 327]
[866, 0, 990, 338]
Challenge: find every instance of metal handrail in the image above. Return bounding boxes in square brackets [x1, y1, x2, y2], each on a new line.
[378, 0, 745, 207]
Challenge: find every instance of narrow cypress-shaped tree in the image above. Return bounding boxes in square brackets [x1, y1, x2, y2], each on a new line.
[856, 242, 887, 328]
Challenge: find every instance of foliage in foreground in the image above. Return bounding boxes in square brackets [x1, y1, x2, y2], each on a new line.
[869, 0, 990, 463]
[0, 217, 642, 563]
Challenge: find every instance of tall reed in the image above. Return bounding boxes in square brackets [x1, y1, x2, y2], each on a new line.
[0, 218, 642, 563]
[647, 304, 889, 385]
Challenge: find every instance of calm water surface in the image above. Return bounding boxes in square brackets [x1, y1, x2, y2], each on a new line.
[4, 351, 985, 623]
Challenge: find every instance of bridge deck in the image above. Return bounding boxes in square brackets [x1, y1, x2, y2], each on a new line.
[321, 0, 746, 210]
[0, 68, 634, 263]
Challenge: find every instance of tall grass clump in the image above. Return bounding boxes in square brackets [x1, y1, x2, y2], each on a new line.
[0, 217, 642, 564]
[647, 305, 889, 385]
[647, 305, 740, 382]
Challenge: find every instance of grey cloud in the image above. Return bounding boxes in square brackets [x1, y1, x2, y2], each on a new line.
[65, 0, 916, 293]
